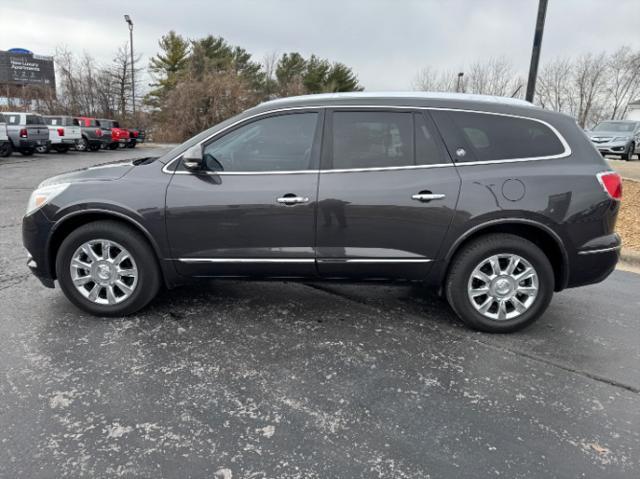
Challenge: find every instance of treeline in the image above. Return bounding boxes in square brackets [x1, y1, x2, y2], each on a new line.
[413, 46, 640, 128]
[146, 31, 363, 141]
[3, 31, 363, 142]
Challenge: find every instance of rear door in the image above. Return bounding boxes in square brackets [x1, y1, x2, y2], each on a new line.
[165, 109, 323, 278]
[316, 109, 461, 279]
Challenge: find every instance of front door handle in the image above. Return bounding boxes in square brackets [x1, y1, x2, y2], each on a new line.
[277, 195, 309, 205]
[412, 192, 446, 202]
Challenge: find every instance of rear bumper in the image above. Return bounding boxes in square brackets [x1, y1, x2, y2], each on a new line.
[567, 233, 621, 288]
[19, 139, 50, 149]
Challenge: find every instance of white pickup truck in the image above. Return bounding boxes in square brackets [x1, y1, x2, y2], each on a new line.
[0, 114, 11, 157]
[40, 115, 82, 153]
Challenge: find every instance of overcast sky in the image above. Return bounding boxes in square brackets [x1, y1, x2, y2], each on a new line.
[1, 0, 639, 91]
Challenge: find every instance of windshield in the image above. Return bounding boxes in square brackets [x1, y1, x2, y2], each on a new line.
[593, 121, 637, 133]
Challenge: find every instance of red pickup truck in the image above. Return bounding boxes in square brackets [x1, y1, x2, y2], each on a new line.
[97, 118, 130, 149]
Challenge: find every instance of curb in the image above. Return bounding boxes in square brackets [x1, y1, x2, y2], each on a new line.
[620, 248, 640, 268]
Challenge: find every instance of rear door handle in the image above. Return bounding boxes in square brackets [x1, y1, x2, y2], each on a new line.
[412, 193, 446, 202]
[277, 195, 309, 205]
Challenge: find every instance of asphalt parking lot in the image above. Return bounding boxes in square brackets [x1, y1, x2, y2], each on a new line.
[1, 147, 639, 478]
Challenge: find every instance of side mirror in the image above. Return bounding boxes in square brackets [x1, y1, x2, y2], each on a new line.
[183, 144, 203, 170]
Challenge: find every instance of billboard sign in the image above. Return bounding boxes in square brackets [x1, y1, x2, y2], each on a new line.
[0, 50, 55, 88]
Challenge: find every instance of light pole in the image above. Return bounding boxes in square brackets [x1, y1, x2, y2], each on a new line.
[124, 14, 135, 119]
[456, 72, 464, 93]
[525, 0, 549, 103]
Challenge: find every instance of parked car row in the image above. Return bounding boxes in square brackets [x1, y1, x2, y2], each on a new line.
[0, 112, 145, 158]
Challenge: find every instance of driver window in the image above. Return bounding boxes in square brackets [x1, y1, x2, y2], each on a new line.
[202, 112, 318, 172]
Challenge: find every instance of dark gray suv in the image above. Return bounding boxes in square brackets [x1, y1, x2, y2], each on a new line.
[22, 93, 622, 332]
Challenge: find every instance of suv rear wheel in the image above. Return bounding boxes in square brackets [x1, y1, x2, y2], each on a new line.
[445, 233, 554, 333]
[56, 221, 161, 316]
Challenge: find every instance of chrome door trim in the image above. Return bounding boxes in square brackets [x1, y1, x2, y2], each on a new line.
[178, 258, 316, 264]
[316, 258, 433, 264]
[162, 104, 572, 175]
[178, 257, 433, 264]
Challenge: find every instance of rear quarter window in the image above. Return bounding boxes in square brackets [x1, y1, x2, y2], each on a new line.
[435, 111, 566, 162]
[26, 115, 45, 125]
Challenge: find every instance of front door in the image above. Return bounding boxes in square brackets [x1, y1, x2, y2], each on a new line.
[165, 110, 323, 277]
[316, 109, 461, 279]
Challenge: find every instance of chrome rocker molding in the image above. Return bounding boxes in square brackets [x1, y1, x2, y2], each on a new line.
[162, 105, 572, 176]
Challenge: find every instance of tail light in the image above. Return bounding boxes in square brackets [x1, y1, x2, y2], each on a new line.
[19, 128, 28, 138]
[57, 128, 64, 137]
[132, 131, 139, 138]
[96, 129, 102, 137]
[597, 172, 622, 200]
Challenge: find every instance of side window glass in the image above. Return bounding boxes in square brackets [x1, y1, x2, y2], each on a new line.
[202, 113, 318, 172]
[447, 111, 565, 162]
[415, 113, 447, 165]
[331, 111, 413, 169]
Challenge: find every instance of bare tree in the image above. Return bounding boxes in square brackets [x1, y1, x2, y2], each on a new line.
[606, 46, 640, 119]
[412, 66, 458, 92]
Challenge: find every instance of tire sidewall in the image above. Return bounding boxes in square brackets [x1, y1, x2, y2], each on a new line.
[447, 236, 554, 333]
[56, 223, 160, 316]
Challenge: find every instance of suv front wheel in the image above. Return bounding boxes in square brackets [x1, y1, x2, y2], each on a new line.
[446, 233, 554, 333]
[56, 221, 161, 316]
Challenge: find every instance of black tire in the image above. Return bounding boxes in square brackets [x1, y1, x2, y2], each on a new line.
[54, 145, 69, 154]
[0, 141, 12, 158]
[36, 144, 51, 154]
[77, 137, 89, 151]
[621, 143, 633, 161]
[445, 233, 554, 333]
[108, 143, 118, 150]
[89, 144, 101, 152]
[20, 148, 35, 156]
[56, 221, 161, 316]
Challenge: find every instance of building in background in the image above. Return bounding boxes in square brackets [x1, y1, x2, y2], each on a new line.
[626, 100, 640, 121]
[0, 48, 56, 108]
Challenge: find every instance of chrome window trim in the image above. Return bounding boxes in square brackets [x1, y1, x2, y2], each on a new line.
[162, 105, 572, 176]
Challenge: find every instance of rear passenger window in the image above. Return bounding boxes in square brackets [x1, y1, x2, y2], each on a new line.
[331, 111, 413, 169]
[446, 111, 565, 162]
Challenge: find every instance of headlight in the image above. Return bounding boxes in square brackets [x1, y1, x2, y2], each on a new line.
[613, 136, 630, 142]
[26, 183, 70, 216]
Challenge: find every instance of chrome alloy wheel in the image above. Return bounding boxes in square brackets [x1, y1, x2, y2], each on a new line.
[69, 239, 138, 305]
[467, 254, 539, 321]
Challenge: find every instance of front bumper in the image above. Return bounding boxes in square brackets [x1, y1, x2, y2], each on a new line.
[23, 209, 56, 288]
[590, 140, 630, 154]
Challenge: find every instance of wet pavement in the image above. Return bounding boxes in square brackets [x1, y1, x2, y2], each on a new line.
[1, 147, 639, 478]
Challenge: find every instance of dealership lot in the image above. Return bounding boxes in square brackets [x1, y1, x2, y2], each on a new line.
[1, 148, 639, 477]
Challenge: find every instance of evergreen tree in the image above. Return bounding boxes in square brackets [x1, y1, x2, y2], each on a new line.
[146, 31, 190, 107]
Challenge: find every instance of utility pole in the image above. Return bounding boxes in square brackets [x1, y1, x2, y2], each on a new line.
[525, 0, 549, 103]
[456, 72, 464, 93]
[124, 14, 135, 119]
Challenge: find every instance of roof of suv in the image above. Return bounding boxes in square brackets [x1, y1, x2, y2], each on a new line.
[255, 91, 536, 112]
